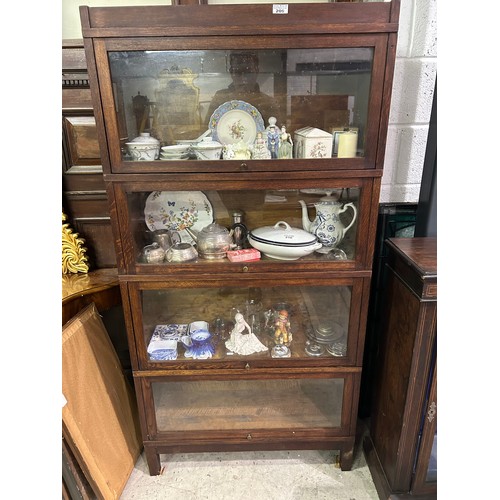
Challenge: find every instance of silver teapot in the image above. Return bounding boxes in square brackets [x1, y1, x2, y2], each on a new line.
[186, 222, 233, 260]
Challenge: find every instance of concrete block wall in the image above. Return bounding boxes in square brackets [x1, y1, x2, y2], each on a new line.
[381, 0, 437, 203]
[62, 0, 437, 204]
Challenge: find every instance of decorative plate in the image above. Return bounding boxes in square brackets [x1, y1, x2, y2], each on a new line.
[209, 100, 265, 145]
[144, 191, 213, 243]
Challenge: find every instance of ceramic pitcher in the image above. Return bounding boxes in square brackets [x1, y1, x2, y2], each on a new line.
[299, 196, 357, 250]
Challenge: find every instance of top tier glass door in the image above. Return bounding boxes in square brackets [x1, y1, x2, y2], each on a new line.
[107, 46, 374, 162]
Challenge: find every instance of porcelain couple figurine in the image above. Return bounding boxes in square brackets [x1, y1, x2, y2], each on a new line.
[225, 312, 268, 355]
[259, 117, 293, 159]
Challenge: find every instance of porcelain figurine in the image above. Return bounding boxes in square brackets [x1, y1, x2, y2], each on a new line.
[278, 125, 293, 159]
[265, 117, 280, 159]
[251, 131, 271, 159]
[274, 309, 292, 345]
[225, 312, 268, 355]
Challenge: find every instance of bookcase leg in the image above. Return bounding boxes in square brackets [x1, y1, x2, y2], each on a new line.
[145, 446, 162, 476]
[340, 446, 354, 471]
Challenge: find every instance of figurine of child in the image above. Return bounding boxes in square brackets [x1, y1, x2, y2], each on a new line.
[265, 116, 280, 159]
[252, 131, 271, 159]
[274, 309, 292, 345]
[225, 312, 268, 355]
[278, 125, 293, 159]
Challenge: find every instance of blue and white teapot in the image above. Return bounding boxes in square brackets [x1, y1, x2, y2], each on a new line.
[299, 193, 357, 251]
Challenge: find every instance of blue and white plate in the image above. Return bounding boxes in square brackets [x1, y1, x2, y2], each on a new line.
[209, 100, 264, 145]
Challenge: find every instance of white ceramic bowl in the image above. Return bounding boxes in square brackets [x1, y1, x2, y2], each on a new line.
[192, 139, 223, 160]
[126, 143, 160, 161]
[248, 221, 322, 260]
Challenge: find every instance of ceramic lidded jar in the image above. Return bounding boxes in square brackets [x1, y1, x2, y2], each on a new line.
[192, 137, 223, 161]
[196, 222, 232, 260]
[126, 132, 161, 160]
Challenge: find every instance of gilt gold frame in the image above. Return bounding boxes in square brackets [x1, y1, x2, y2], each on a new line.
[62, 212, 89, 274]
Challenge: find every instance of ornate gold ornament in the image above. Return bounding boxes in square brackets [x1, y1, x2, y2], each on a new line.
[62, 212, 89, 274]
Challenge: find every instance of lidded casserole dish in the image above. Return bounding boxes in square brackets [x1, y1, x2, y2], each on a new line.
[248, 221, 322, 260]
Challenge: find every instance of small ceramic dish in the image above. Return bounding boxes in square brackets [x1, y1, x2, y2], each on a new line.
[159, 154, 190, 161]
[161, 144, 191, 155]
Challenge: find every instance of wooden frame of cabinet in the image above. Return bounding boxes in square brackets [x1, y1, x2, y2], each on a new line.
[81, 1, 400, 475]
[136, 368, 362, 474]
[364, 237, 437, 499]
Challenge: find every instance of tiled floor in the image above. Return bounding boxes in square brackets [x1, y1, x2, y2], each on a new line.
[120, 420, 378, 500]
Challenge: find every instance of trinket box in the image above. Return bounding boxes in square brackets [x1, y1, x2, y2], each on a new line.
[226, 248, 261, 262]
[147, 324, 188, 360]
[293, 127, 333, 159]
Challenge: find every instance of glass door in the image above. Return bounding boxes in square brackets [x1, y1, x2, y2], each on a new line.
[95, 34, 387, 172]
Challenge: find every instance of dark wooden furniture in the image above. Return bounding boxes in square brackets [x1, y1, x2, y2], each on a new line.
[62, 268, 119, 325]
[80, 1, 400, 475]
[364, 237, 437, 499]
[62, 40, 116, 269]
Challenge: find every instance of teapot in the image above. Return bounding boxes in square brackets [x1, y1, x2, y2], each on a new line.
[185, 222, 233, 260]
[299, 193, 357, 251]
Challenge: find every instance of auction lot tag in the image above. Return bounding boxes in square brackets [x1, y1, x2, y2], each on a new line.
[273, 4, 288, 14]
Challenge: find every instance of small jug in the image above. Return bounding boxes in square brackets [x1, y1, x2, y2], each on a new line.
[152, 229, 181, 250]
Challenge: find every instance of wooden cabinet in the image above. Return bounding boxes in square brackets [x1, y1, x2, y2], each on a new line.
[80, 1, 400, 475]
[62, 39, 116, 269]
[364, 237, 437, 499]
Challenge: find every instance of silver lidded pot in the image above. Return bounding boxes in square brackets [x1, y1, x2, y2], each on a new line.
[187, 222, 232, 260]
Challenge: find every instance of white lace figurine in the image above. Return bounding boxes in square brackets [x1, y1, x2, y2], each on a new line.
[252, 131, 271, 159]
[225, 312, 268, 355]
